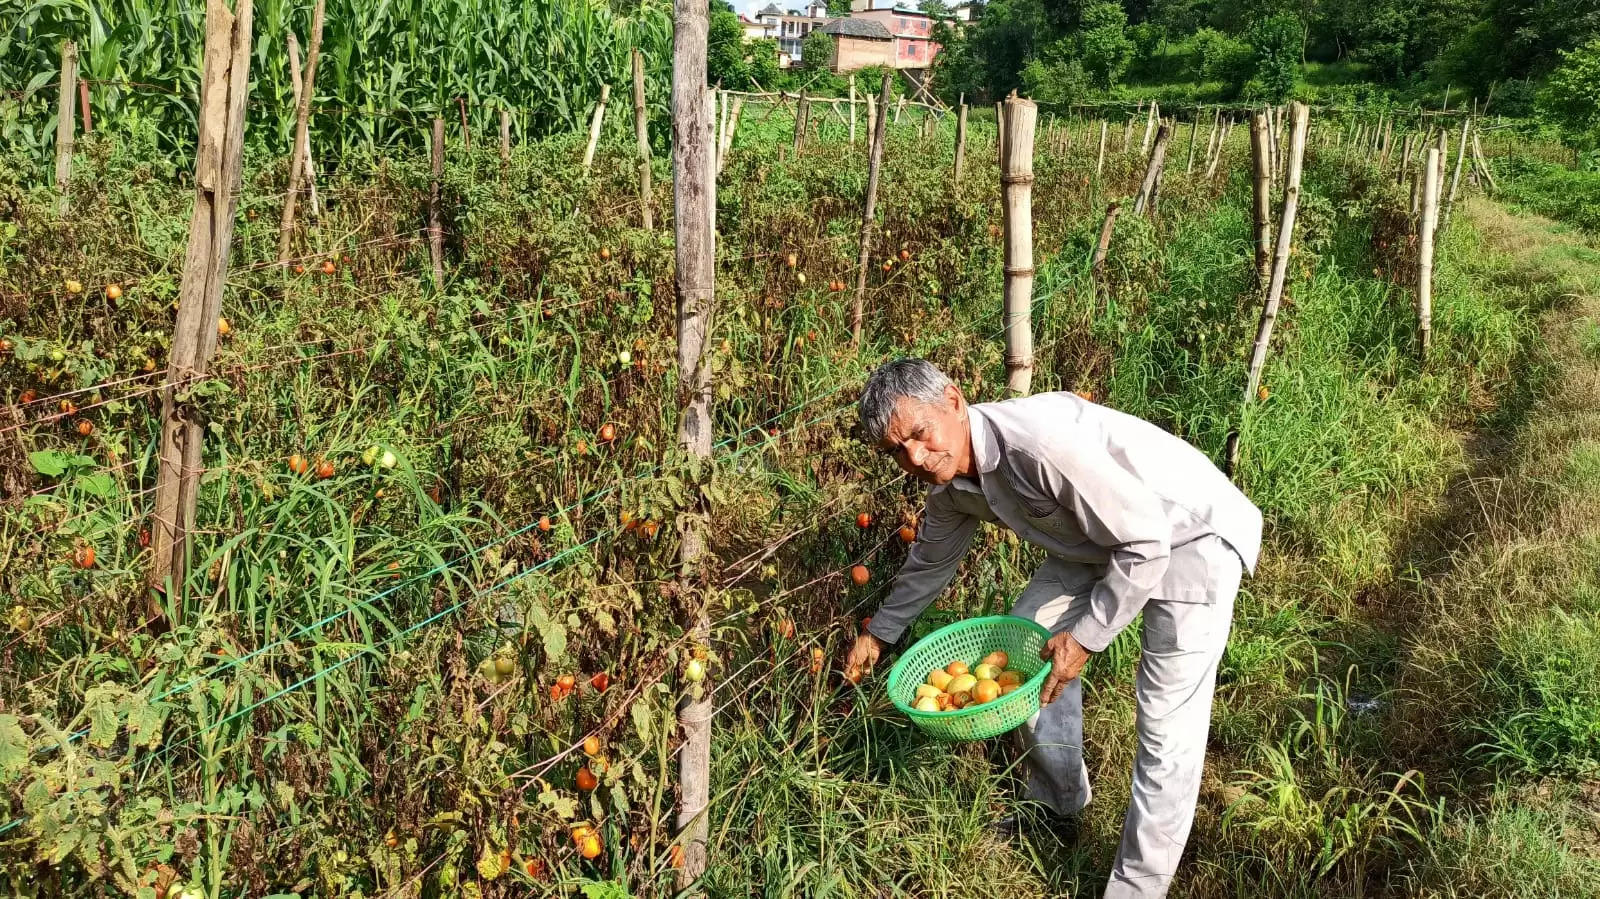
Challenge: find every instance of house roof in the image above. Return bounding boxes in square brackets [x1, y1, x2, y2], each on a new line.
[757, 3, 784, 17]
[821, 18, 893, 38]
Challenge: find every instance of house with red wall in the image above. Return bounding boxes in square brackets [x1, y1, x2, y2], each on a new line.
[847, 1, 941, 69]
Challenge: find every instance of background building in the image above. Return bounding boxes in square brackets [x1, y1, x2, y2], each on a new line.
[818, 19, 895, 72]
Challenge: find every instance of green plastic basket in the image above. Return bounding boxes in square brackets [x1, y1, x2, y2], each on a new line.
[886, 615, 1053, 741]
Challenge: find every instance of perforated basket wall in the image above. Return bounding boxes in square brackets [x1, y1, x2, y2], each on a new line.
[885, 615, 1053, 741]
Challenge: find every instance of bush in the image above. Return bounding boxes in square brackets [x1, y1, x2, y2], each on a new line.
[1192, 27, 1253, 96]
[1247, 13, 1302, 103]
[1480, 607, 1600, 776]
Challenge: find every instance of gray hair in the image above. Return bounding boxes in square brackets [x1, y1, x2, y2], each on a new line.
[859, 358, 952, 445]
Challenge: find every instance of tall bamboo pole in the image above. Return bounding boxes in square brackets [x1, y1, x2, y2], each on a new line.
[285, 32, 320, 219]
[1185, 113, 1198, 174]
[582, 84, 611, 171]
[1133, 123, 1172, 215]
[793, 89, 808, 152]
[632, 49, 653, 229]
[953, 99, 968, 189]
[1418, 148, 1441, 362]
[1249, 112, 1273, 292]
[54, 41, 78, 213]
[999, 96, 1037, 394]
[851, 73, 893, 346]
[848, 79, 857, 144]
[150, 0, 253, 600]
[1091, 202, 1121, 310]
[277, 0, 324, 264]
[1140, 100, 1157, 155]
[671, 0, 715, 884]
[1441, 116, 1470, 231]
[1244, 102, 1309, 402]
[1096, 120, 1108, 176]
[428, 119, 445, 286]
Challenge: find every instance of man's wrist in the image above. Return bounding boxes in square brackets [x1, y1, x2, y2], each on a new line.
[865, 617, 903, 646]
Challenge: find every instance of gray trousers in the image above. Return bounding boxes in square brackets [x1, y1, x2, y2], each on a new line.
[1009, 535, 1242, 899]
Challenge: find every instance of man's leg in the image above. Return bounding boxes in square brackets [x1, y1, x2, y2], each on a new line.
[1010, 561, 1096, 817]
[1104, 543, 1241, 899]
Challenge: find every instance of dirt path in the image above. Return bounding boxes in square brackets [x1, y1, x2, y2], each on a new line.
[1381, 196, 1600, 893]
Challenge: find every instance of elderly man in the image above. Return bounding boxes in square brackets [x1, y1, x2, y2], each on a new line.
[842, 358, 1262, 898]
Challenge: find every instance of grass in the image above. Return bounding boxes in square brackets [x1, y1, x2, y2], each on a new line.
[2, 101, 1599, 896]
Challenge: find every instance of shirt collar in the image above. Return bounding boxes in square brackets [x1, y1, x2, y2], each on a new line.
[949, 403, 996, 494]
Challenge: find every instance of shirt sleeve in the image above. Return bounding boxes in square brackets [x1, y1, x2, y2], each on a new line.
[865, 488, 980, 645]
[1019, 446, 1171, 652]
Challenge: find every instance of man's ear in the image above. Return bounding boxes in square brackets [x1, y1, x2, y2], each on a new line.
[945, 382, 964, 412]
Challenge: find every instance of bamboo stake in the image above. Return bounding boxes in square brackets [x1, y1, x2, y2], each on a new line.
[632, 48, 653, 229]
[1441, 116, 1470, 231]
[1185, 113, 1198, 174]
[77, 78, 91, 134]
[1000, 96, 1037, 394]
[428, 119, 445, 287]
[865, 93, 877, 153]
[278, 0, 324, 264]
[895, 96, 905, 125]
[1096, 120, 1108, 176]
[953, 100, 967, 189]
[995, 101, 1005, 165]
[1473, 131, 1498, 191]
[1140, 101, 1157, 155]
[1133, 123, 1172, 215]
[852, 73, 892, 346]
[1249, 112, 1273, 292]
[499, 109, 511, 163]
[582, 84, 611, 171]
[53, 40, 78, 213]
[151, 0, 253, 600]
[1244, 102, 1309, 402]
[285, 33, 320, 219]
[848, 80, 857, 144]
[671, 2, 718, 882]
[793, 89, 808, 152]
[718, 97, 742, 176]
[1418, 148, 1440, 361]
[1092, 202, 1120, 310]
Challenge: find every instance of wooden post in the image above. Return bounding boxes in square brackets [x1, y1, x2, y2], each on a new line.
[150, 0, 253, 599]
[1091, 202, 1121, 310]
[583, 84, 611, 171]
[499, 109, 511, 163]
[953, 100, 968, 189]
[995, 102, 1005, 166]
[1244, 102, 1309, 405]
[454, 96, 469, 150]
[793, 89, 808, 152]
[1249, 112, 1273, 292]
[277, 0, 325, 265]
[53, 40, 78, 213]
[428, 118, 445, 287]
[718, 97, 742, 175]
[1411, 161, 1422, 218]
[1208, 118, 1231, 179]
[895, 96, 906, 125]
[1441, 116, 1470, 231]
[1140, 101, 1157, 155]
[1264, 105, 1278, 188]
[1133, 123, 1172, 215]
[1121, 115, 1132, 153]
[1000, 96, 1037, 394]
[851, 73, 892, 346]
[1418, 147, 1440, 362]
[1473, 130, 1498, 191]
[849, 80, 857, 144]
[1185, 113, 1198, 174]
[77, 78, 92, 133]
[865, 93, 877, 155]
[631, 50, 652, 231]
[285, 31, 320, 220]
[672, 0, 716, 882]
[1096, 120, 1108, 176]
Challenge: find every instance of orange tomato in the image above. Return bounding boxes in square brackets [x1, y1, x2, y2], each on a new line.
[598, 423, 617, 443]
[850, 564, 869, 586]
[321, 260, 336, 275]
[945, 660, 969, 678]
[583, 735, 602, 756]
[898, 525, 916, 543]
[288, 454, 310, 475]
[74, 546, 96, 569]
[576, 767, 598, 791]
[856, 512, 872, 529]
[315, 459, 335, 479]
[579, 834, 603, 860]
[538, 515, 552, 532]
[76, 419, 93, 437]
[105, 284, 122, 300]
[669, 843, 684, 868]
[589, 671, 610, 692]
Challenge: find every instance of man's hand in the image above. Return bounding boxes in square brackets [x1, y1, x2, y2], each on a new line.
[1038, 632, 1092, 705]
[843, 633, 885, 684]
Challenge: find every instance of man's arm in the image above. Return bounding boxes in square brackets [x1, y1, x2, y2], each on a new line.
[1022, 445, 1171, 652]
[863, 489, 980, 645]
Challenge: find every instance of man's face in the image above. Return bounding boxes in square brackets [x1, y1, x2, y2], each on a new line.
[876, 386, 970, 485]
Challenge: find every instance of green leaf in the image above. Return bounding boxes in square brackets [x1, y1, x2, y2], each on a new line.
[0, 714, 28, 782]
[528, 601, 566, 662]
[87, 694, 120, 749]
[28, 450, 70, 477]
[631, 696, 652, 744]
[75, 472, 116, 498]
[536, 788, 578, 820]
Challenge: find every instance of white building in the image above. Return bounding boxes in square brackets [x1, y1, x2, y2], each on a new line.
[756, 2, 832, 65]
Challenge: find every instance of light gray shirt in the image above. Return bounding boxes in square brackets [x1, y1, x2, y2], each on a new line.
[866, 392, 1263, 652]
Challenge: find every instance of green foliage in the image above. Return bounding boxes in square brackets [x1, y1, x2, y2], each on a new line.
[1193, 27, 1255, 94]
[1480, 607, 1600, 776]
[801, 29, 835, 72]
[1538, 38, 1600, 151]
[1078, 1, 1136, 91]
[1246, 14, 1302, 102]
[1497, 156, 1600, 232]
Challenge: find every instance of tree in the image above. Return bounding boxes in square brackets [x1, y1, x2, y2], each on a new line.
[1539, 37, 1600, 151]
[801, 29, 835, 71]
[1248, 12, 1301, 101]
[827, 0, 852, 15]
[919, 0, 952, 16]
[707, 2, 751, 87]
[1078, 1, 1134, 90]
